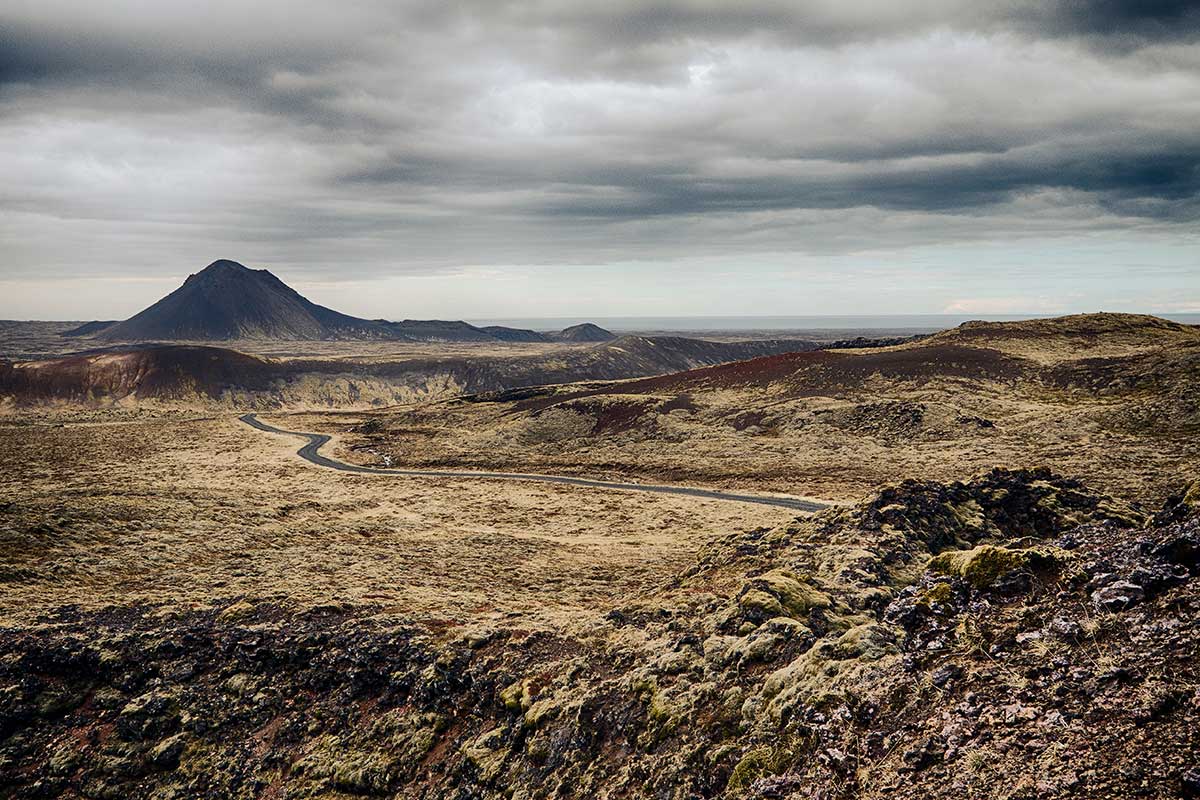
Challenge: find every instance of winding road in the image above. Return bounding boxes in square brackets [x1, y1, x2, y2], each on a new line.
[240, 413, 826, 513]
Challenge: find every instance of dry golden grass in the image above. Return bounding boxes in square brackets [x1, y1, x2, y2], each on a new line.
[911, 312, 1200, 363]
[4, 314, 1196, 627]
[329, 375, 1200, 507]
[0, 411, 792, 626]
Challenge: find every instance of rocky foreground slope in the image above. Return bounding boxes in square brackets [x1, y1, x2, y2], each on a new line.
[3, 470, 1198, 798]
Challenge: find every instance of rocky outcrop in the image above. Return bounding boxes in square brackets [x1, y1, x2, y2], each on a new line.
[2, 470, 1197, 798]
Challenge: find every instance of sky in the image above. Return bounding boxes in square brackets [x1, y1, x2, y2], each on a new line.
[1, 0, 1199, 320]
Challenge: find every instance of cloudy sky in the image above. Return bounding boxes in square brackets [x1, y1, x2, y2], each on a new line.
[2, 0, 1199, 320]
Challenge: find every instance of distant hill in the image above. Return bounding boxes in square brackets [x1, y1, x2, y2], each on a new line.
[479, 326, 551, 343]
[380, 320, 497, 342]
[83, 259, 613, 344]
[505, 313, 1200, 404]
[0, 335, 822, 407]
[0, 345, 275, 404]
[62, 320, 118, 337]
[552, 323, 616, 342]
[920, 312, 1200, 363]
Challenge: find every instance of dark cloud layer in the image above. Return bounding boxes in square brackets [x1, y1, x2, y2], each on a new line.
[1, 0, 1198, 294]
[1048, 0, 1200, 38]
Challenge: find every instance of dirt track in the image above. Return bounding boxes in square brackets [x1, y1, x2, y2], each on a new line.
[240, 413, 826, 512]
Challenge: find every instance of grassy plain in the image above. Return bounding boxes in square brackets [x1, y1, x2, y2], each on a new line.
[0, 410, 789, 626]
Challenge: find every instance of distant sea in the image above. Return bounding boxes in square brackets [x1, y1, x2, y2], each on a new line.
[469, 313, 1200, 334]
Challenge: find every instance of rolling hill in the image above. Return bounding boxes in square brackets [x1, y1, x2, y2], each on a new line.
[340, 313, 1200, 505]
[552, 322, 616, 342]
[0, 335, 825, 408]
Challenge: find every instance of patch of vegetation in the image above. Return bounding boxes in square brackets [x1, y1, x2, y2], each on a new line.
[927, 544, 1063, 589]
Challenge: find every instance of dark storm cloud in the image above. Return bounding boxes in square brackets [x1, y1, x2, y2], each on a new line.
[455, 146, 1200, 221]
[1, 1, 1198, 282]
[1044, 0, 1200, 39]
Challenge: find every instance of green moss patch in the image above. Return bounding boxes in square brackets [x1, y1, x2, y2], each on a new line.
[927, 545, 1063, 589]
[739, 569, 832, 619]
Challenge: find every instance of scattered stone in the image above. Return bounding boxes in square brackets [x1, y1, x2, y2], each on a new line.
[931, 664, 962, 688]
[1130, 563, 1187, 595]
[902, 736, 946, 771]
[1048, 616, 1083, 640]
[148, 734, 185, 771]
[216, 599, 256, 622]
[1181, 767, 1200, 798]
[1092, 581, 1146, 612]
[1153, 534, 1199, 570]
[462, 626, 498, 649]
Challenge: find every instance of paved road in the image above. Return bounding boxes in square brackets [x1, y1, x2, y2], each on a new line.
[240, 413, 826, 513]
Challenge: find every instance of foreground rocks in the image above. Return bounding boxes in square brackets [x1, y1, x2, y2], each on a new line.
[2, 468, 1198, 799]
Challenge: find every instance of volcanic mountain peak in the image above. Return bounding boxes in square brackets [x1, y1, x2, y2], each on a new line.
[86, 259, 618, 344]
[190, 258, 257, 276]
[95, 259, 383, 342]
[180, 259, 328, 302]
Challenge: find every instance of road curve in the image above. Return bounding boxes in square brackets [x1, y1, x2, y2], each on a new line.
[240, 413, 826, 513]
